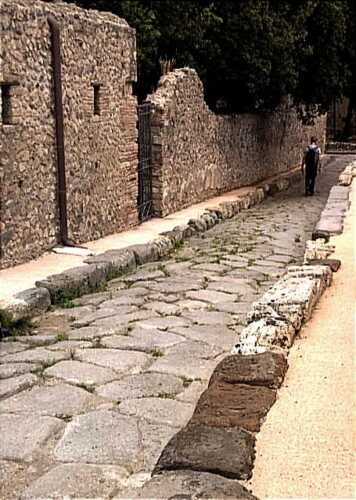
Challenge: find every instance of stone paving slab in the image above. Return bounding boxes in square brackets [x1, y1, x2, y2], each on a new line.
[74, 348, 151, 374]
[0, 362, 39, 379]
[117, 470, 257, 499]
[20, 464, 129, 500]
[96, 372, 184, 401]
[0, 347, 70, 366]
[0, 373, 38, 399]
[44, 360, 119, 387]
[119, 397, 194, 428]
[0, 383, 104, 417]
[0, 414, 63, 461]
[54, 410, 142, 468]
[101, 327, 185, 352]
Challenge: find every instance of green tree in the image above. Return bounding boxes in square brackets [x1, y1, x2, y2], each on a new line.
[61, 0, 354, 115]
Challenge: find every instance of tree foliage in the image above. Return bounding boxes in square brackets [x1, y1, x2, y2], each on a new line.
[62, 0, 355, 115]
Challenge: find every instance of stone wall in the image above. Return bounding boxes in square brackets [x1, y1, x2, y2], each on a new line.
[147, 69, 326, 216]
[0, 0, 138, 269]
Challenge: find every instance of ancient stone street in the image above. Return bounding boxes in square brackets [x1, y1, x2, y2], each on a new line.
[0, 155, 352, 499]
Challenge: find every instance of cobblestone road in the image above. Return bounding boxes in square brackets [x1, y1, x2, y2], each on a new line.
[0, 155, 352, 499]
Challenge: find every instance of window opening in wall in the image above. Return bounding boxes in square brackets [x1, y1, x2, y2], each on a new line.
[93, 84, 101, 116]
[1, 84, 13, 124]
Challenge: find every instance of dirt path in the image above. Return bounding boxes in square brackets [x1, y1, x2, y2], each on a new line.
[247, 181, 355, 498]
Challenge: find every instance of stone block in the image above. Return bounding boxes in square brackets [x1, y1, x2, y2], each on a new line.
[154, 422, 255, 480]
[209, 352, 288, 389]
[306, 258, 341, 272]
[20, 464, 129, 500]
[0, 373, 38, 400]
[84, 248, 136, 277]
[233, 318, 295, 355]
[191, 381, 276, 432]
[0, 414, 63, 461]
[9, 288, 51, 320]
[118, 470, 257, 499]
[35, 264, 108, 303]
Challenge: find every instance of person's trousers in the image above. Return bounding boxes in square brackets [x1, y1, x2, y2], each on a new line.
[305, 166, 317, 195]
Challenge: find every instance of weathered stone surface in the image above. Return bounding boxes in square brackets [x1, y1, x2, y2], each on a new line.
[67, 325, 126, 340]
[171, 325, 236, 350]
[73, 291, 111, 307]
[10, 288, 51, 320]
[20, 464, 129, 500]
[209, 352, 288, 389]
[307, 258, 341, 272]
[0, 362, 39, 379]
[186, 289, 237, 304]
[44, 360, 118, 387]
[207, 279, 256, 296]
[181, 310, 234, 326]
[233, 318, 296, 355]
[84, 249, 136, 276]
[96, 372, 184, 401]
[54, 410, 142, 468]
[101, 328, 185, 352]
[0, 373, 38, 400]
[0, 383, 102, 417]
[0, 414, 63, 461]
[0, 342, 28, 358]
[150, 341, 224, 379]
[74, 348, 150, 374]
[142, 301, 181, 316]
[36, 265, 107, 303]
[135, 316, 192, 331]
[118, 470, 256, 499]
[176, 380, 208, 404]
[20, 335, 58, 347]
[154, 422, 255, 480]
[119, 397, 193, 428]
[191, 381, 277, 432]
[148, 280, 202, 294]
[47, 340, 93, 351]
[127, 243, 159, 265]
[1, 347, 70, 365]
[91, 309, 156, 329]
[72, 305, 138, 328]
[138, 421, 177, 472]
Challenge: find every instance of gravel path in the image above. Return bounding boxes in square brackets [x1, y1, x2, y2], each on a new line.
[0, 155, 352, 499]
[246, 176, 355, 499]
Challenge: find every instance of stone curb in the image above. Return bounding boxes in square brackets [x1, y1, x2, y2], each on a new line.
[2, 170, 299, 321]
[312, 163, 354, 239]
[149, 172, 353, 489]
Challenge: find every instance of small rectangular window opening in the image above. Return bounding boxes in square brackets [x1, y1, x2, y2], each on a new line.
[93, 84, 101, 116]
[1, 84, 12, 125]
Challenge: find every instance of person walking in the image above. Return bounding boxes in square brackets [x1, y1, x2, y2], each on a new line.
[301, 136, 321, 196]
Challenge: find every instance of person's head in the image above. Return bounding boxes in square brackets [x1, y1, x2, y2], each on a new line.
[310, 136, 317, 144]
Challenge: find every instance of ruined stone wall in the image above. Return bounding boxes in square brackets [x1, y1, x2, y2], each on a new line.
[148, 69, 326, 216]
[0, 0, 138, 269]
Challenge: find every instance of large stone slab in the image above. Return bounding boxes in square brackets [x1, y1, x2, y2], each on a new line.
[209, 352, 288, 389]
[118, 470, 256, 499]
[148, 280, 203, 294]
[44, 360, 118, 387]
[84, 248, 136, 276]
[207, 279, 256, 296]
[1, 347, 70, 366]
[72, 305, 138, 327]
[36, 264, 108, 303]
[186, 289, 239, 304]
[135, 315, 192, 331]
[138, 421, 177, 472]
[191, 381, 277, 432]
[0, 362, 39, 379]
[0, 414, 63, 461]
[101, 328, 185, 352]
[54, 410, 142, 468]
[149, 341, 224, 379]
[96, 372, 184, 401]
[154, 422, 255, 480]
[0, 373, 38, 400]
[171, 325, 237, 350]
[0, 383, 102, 417]
[74, 348, 150, 374]
[0, 342, 28, 357]
[181, 310, 234, 326]
[119, 397, 193, 428]
[20, 464, 129, 500]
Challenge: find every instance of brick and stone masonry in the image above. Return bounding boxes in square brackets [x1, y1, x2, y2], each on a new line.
[0, 0, 138, 269]
[147, 68, 326, 216]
